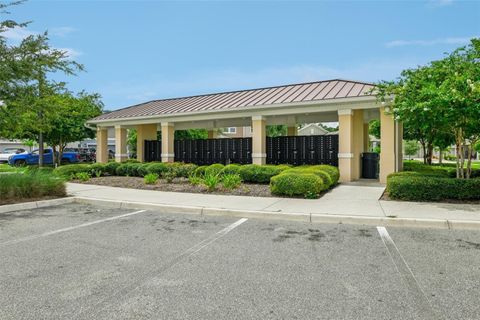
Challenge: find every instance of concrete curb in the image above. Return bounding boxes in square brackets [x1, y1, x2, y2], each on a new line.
[72, 196, 478, 230]
[1, 196, 479, 230]
[0, 197, 76, 214]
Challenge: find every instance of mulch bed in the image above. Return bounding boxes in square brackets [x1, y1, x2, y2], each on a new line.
[74, 176, 274, 197]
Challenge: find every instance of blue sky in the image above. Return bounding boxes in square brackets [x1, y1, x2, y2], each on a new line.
[5, 0, 479, 110]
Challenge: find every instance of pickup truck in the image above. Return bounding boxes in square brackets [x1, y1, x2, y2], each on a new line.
[7, 148, 80, 166]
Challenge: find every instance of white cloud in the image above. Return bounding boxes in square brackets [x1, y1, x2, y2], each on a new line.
[50, 27, 76, 37]
[385, 36, 475, 48]
[2, 26, 38, 41]
[428, 0, 454, 7]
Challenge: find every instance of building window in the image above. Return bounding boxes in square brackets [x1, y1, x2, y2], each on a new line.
[223, 127, 236, 134]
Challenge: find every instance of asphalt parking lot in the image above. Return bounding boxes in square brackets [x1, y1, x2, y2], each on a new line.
[1, 203, 479, 320]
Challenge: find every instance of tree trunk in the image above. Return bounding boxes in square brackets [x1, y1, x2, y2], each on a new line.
[439, 150, 443, 164]
[466, 143, 473, 179]
[38, 132, 44, 167]
[52, 145, 57, 168]
[426, 143, 434, 165]
[421, 141, 427, 164]
[58, 142, 65, 166]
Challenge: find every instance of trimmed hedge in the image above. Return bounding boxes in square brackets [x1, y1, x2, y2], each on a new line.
[239, 164, 290, 183]
[221, 164, 241, 175]
[146, 162, 168, 175]
[204, 163, 224, 176]
[403, 160, 480, 178]
[387, 172, 480, 201]
[104, 162, 121, 175]
[270, 173, 323, 198]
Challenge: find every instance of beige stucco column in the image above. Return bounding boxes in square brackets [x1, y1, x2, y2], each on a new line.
[96, 127, 109, 163]
[338, 109, 364, 182]
[379, 107, 399, 183]
[161, 122, 175, 162]
[287, 126, 298, 136]
[208, 130, 217, 139]
[114, 125, 128, 163]
[136, 124, 157, 162]
[363, 122, 370, 152]
[352, 110, 364, 180]
[252, 116, 266, 165]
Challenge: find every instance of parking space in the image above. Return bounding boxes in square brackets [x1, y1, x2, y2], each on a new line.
[0, 203, 479, 319]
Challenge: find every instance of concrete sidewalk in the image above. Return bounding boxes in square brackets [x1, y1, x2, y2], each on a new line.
[66, 182, 480, 228]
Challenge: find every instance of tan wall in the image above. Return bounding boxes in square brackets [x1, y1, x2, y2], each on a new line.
[96, 128, 108, 163]
[338, 109, 365, 182]
[352, 110, 364, 180]
[252, 117, 266, 165]
[207, 130, 218, 139]
[287, 126, 298, 136]
[114, 126, 128, 162]
[161, 123, 175, 162]
[136, 124, 157, 162]
[379, 107, 395, 183]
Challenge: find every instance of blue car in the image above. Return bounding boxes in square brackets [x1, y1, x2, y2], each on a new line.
[8, 148, 80, 166]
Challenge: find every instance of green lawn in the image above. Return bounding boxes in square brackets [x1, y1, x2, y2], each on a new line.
[0, 164, 16, 173]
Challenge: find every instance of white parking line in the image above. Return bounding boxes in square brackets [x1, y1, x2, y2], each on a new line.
[72, 217, 248, 319]
[0, 210, 147, 247]
[376, 226, 442, 320]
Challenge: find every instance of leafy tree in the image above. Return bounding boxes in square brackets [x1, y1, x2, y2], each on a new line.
[267, 125, 287, 137]
[0, 1, 83, 166]
[403, 140, 418, 160]
[375, 38, 480, 177]
[175, 129, 208, 140]
[368, 120, 380, 139]
[43, 91, 103, 165]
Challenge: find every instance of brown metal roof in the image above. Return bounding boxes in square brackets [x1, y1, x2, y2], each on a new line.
[92, 79, 375, 121]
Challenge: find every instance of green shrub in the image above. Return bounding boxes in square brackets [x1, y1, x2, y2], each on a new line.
[403, 160, 452, 177]
[136, 163, 151, 177]
[387, 172, 480, 201]
[104, 161, 121, 175]
[239, 164, 288, 184]
[194, 165, 208, 177]
[144, 173, 159, 184]
[146, 162, 168, 175]
[161, 169, 177, 183]
[88, 163, 106, 176]
[281, 168, 332, 191]
[0, 171, 66, 201]
[74, 172, 91, 182]
[222, 174, 242, 190]
[188, 174, 203, 185]
[310, 165, 340, 184]
[54, 164, 91, 179]
[270, 173, 323, 198]
[167, 162, 198, 178]
[203, 173, 221, 191]
[221, 164, 241, 175]
[205, 163, 225, 177]
[116, 162, 143, 176]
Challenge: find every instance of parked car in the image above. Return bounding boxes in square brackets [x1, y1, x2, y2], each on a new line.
[8, 148, 80, 166]
[0, 147, 27, 163]
[64, 147, 96, 162]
